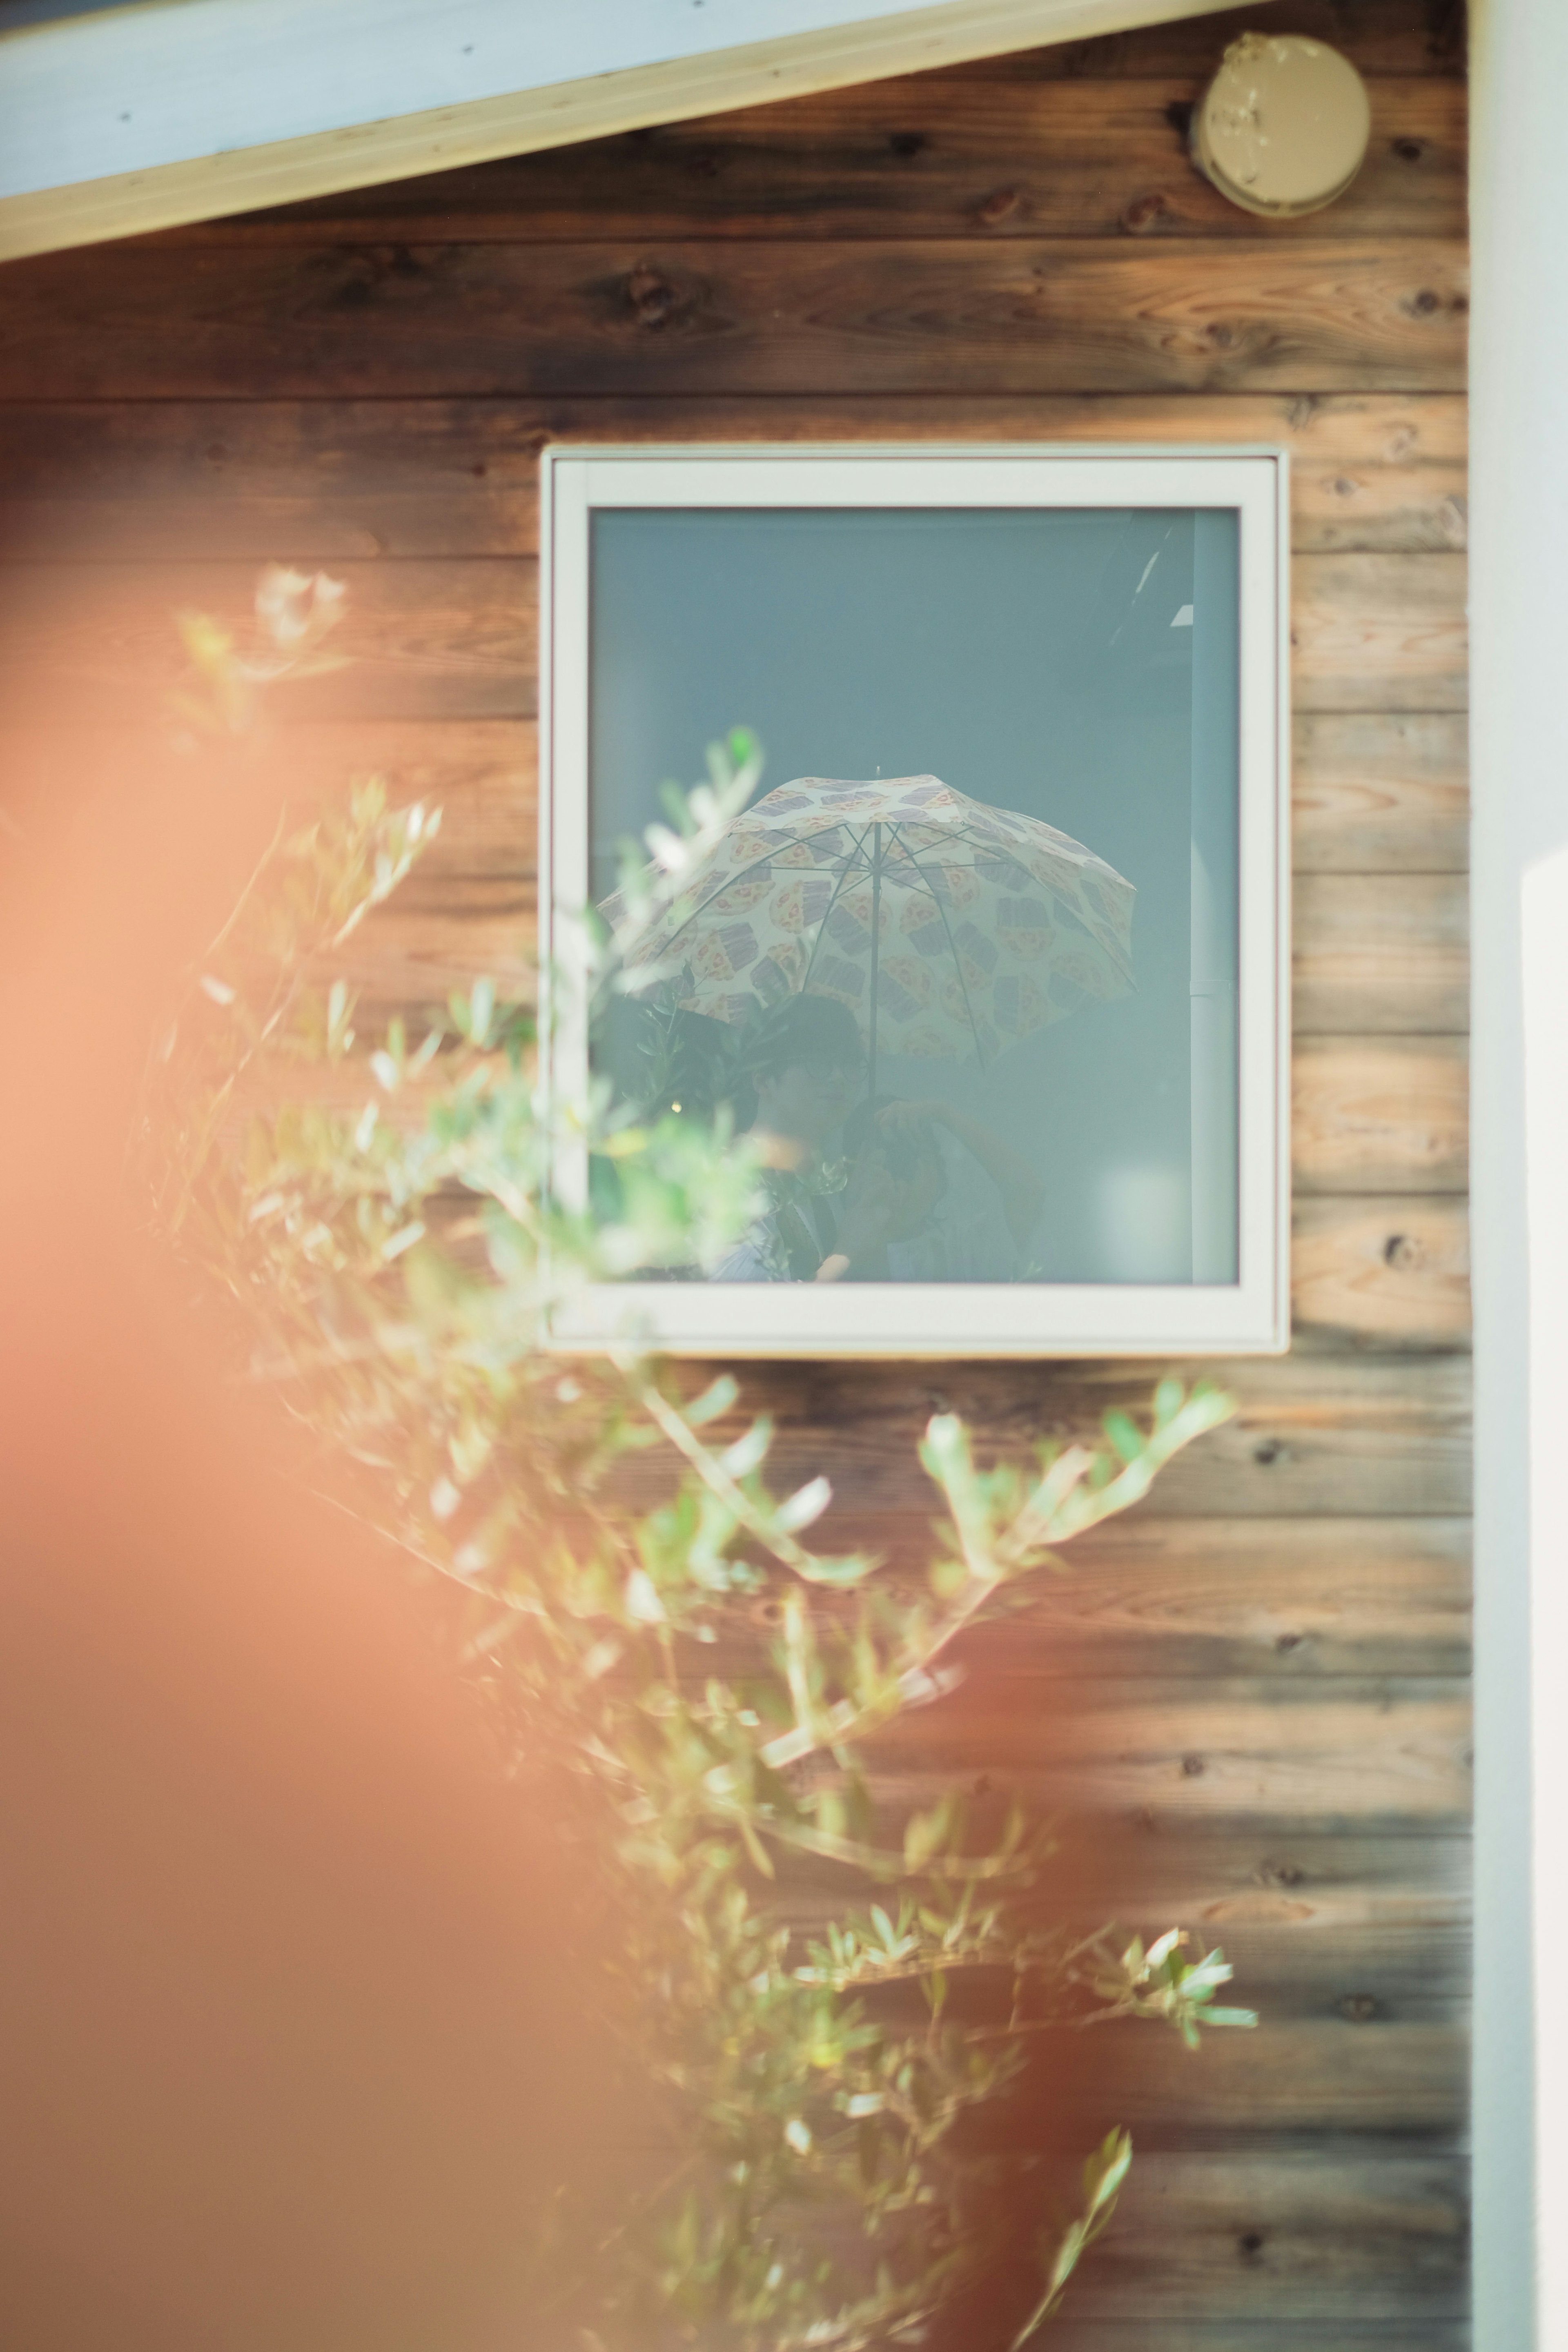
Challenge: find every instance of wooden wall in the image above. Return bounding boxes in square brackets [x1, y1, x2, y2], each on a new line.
[0, 0, 1469, 2341]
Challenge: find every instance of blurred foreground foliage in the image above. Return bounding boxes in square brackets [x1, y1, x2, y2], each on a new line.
[142, 570, 1254, 2352]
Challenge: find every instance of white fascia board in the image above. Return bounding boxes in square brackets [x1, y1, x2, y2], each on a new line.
[0, 0, 1241, 258]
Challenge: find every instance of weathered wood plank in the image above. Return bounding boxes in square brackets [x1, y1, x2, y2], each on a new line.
[286, 719, 535, 870]
[1292, 551, 1467, 711]
[787, 1848, 1468, 2008]
[0, 561, 535, 729]
[1051, 2330, 1468, 2352]
[0, 392, 1467, 563]
[1100, 1916, 1468, 2015]
[961, 1515, 1471, 1677]
[648, 1354, 1472, 1519]
[864, 1676, 1470, 1825]
[1042, 1821, 1471, 1936]
[321, 862, 1470, 1039]
[324, 884, 536, 1005]
[1053, 2153, 1467, 2322]
[785, 1824, 1468, 2007]
[939, 0, 1468, 79]
[0, 718, 538, 904]
[1294, 711, 1468, 872]
[1044, 2016, 1466, 2143]
[169, 81, 1463, 247]
[0, 709, 1472, 912]
[0, 551, 1467, 732]
[1294, 1037, 1467, 1194]
[316, 713, 1469, 891]
[0, 241, 1468, 402]
[1293, 1196, 1470, 1349]
[316, 715, 1467, 904]
[1294, 873, 1468, 1033]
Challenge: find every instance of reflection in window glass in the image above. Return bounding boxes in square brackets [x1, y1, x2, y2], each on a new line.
[588, 507, 1239, 1287]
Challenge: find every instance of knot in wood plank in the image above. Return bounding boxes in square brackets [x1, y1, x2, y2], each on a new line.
[976, 187, 1022, 227]
[1121, 191, 1173, 235]
[624, 263, 687, 331]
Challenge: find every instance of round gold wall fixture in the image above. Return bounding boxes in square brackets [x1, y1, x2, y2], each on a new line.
[1191, 32, 1372, 218]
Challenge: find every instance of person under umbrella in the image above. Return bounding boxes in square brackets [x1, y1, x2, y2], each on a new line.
[829, 1094, 1046, 1283]
[709, 995, 898, 1283]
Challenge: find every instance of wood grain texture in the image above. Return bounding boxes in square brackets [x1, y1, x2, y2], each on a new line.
[0, 718, 538, 886]
[1057, 2017, 1466, 2141]
[0, 550, 1463, 728]
[0, 561, 537, 730]
[325, 863, 1467, 1036]
[865, 1675, 1471, 1824]
[938, 0, 1468, 78]
[1293, 1196, 1470, 1348]
[1097, 1910, 1468, 2012]
[1051, 2332, 1467, 2351]
[316, 707, 1471, 887]
[1294, 1037, 1467, 1193]
[1292, 552, 1468, 710]
[639, 1353, 1472, 1519]
[1044, 1820, 1471, 1938]
[966, 1515, 1471, 1677]
[0, 239, 1468, 402]
[786, 1822, 1468, 2011]
[0, 708, 1471, 895]
[0, 392, 1467, 563]
[1051, 2153, 1466, 2321]
[314, 708, 1466, 889]
[166, 80, 1464, 247]
[1294, 873, 1468, 1033]
[1293, 711, 1468, 871]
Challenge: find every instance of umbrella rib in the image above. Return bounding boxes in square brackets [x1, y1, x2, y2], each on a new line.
[882, 820, 991, 1071]
[797, 821, 876, 996]
[618, 797, 1121, 1060]
[630, 820, 862, 964]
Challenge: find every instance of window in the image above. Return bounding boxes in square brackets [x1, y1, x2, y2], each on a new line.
[541, 447, 1288, 1356]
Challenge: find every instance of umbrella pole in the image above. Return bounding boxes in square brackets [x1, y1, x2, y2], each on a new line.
[867, 822, 882, 1104]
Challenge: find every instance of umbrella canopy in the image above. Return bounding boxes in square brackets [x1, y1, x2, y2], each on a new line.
[603, 775, 1135, 1078]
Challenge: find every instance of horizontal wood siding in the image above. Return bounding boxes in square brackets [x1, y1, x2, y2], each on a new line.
[0, 0, 1469, 2340]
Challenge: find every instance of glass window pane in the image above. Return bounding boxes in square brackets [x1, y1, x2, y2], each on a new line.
[588, 505, 1240, 1288]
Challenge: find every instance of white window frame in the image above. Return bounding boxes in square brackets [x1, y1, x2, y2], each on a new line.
[540, 443, 1290, 1357]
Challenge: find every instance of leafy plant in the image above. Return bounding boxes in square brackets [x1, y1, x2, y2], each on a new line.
[142, 569, 1254, 2351]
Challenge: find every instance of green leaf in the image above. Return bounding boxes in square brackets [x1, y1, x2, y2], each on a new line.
[1083, 2127, 1132, 2212]
[1102, 1409, 1143, 1466]
[929, 1554, 969, 1601]
[686, 1375, 739, 1426]
[737, 1814, 776, 1880]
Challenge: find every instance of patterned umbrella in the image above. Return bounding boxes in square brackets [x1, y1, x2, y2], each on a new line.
[603, 775, 1135, 1094]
